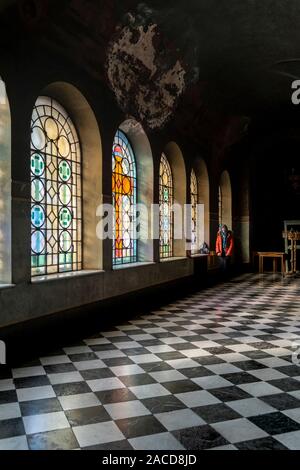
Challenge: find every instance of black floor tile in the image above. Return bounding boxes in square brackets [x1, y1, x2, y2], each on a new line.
[173, 425, 228, 450]
[250, 412, 300, 435]
[44, 364, 77, 374]
[53, 382, 91, 397]
[66, 406, 111, 427]
[120, 374, 157, 387]
[83, 440, 133, 450]
[141, 362, 173, 373]
[80, 368, 115, 381]
[14, 375, 50, 389]
[116, 415, 166, 439]
[28, 429, 79, 450]
[209, 386, 252, 402]
[163, 380, 201, 394]
[193, 403, 241, 424]
[260, 393, 300, 411]
[0, 418, 25, 440]
[0, 390, 18, 405]
[269, 378, 300, 392]
[142, 395, 186, 414]
[95, 388, 137, 404]
[68, 353, 99, 362]
[236, 436, 288, 450]
[103, 357, 134, 367]
[181, 367, 215, 379]
[20, 398, 62, 417]
[222, 372, 258, 385]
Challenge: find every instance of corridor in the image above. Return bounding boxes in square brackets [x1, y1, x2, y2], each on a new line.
[0, 274, 300, 450]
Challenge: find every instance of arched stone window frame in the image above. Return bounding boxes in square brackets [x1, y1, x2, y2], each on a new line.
[0, 76, 11, 285]
[31, 82, 103, 278]
[113, 119, 154, 266]
[160, 142, 187, 260]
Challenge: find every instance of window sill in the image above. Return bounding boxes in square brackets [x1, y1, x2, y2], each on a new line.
[190, 253, 210, 258]
[31, 270, 104, 284]
[160, 257, 188, 263]
[113, 261, 155, 271]
[0, 283, 15, 291]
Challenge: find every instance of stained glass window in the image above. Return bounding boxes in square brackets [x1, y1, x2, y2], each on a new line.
[191, 169, 198, 252]
[218, 186, 222, 226]
[112, 129, 137, 266]
[159, 153, 174, 259]
[31, 97, 82, 277]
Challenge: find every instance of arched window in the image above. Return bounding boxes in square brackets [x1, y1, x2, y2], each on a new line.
[112, 129, 137, 266]
[191, 169, 198, 252]
[159, 153, 174, 259]
[0, 76, 11, 284]
[31, 96, 82, 277]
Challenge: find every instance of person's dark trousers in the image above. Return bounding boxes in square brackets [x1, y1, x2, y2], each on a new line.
[219, 255, 231, 277]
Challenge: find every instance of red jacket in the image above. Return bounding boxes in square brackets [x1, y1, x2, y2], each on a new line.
[216, 231, 234, 257]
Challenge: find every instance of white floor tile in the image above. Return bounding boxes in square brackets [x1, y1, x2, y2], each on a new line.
[87, 378, 125, 392]
[275, 431, 300, 450]
[58, 393, 101, 411]
[17, 386, 56, 402]
[182, 349, 212, 358]
[48, 372, 83, 385]
[12, 366, 46, 379]
[0, 436, 28, 450]
[283, 408, 300, 424]
[104, 400, 150, 420]
[227, 398, 276, 417]
[73, 421, 124, 447]
[155, 409, 205, 431]
[74, 360, 106, 371]
[23, 412, 70, 434]
[0, 379, 15, 391]
[95, 350, 125, 359]
[166, 359, 199, 370]
[115, 342, 140, 350]
[129, 354, 162, 364]
[192, 376, 232, 390]
[0, 402, 21, 420]
[129, 384, 170, 399]
[212, 418, 268, 443]
[110, 364, 144, 377]
[129, 432, 184, 450]
[149, 370, 186, 383]
[205, 364, 242, 375]
[40, 356, 71, 366]
[249, 368, 288, 381]
[238, 382, 282, 397]
[176, 390, 220, 407]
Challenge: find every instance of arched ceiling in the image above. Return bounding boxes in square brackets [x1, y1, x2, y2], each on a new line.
[1, 0, 300, 145]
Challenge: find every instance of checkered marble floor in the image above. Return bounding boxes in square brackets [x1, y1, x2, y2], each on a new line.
[1, 273, 300, 450]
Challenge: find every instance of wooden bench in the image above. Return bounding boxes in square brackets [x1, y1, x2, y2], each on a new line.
[257, 252, 286, 275]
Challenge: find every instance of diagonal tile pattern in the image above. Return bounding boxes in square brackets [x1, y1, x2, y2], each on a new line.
[0, 273, 300, 450]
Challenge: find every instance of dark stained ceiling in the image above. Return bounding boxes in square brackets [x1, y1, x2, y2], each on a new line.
[1, 0, 300, 144]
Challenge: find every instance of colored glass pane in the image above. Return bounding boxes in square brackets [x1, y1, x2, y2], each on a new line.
[159, 153, 173, 259]
[112, 129, 137, 266]
[30, 96, 82, 276]
[191, 169, 198, 252]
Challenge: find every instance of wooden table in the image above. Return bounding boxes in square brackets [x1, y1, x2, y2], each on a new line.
[257, 252, 286, 275]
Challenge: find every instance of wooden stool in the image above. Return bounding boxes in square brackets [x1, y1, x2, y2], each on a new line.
[257, 252, 286, 275]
